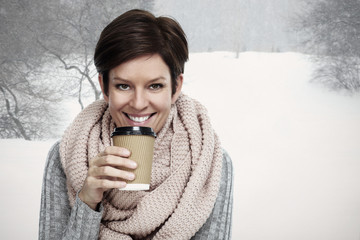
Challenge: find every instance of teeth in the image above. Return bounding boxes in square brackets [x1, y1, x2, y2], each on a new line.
[128, 115, 150, 122]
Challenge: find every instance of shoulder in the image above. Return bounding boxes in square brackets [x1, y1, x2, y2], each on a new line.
[214, 149, 234, 215]
[222, 149, 233, 172]
[43, 140, 64, 179]
[191, 150, 233, 239]
[220, 149, 233, 189]
[46, 141, 61, 161]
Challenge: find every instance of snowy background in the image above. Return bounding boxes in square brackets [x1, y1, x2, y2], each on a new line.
[1, 52, 360, 239]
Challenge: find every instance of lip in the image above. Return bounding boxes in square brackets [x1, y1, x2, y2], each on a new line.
[123, 112, 156, 126]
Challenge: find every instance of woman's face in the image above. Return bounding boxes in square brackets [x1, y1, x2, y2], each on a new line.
[99, 54, 183, 133]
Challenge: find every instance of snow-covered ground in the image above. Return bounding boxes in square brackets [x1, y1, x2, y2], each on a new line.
[1, 52, 360, 239]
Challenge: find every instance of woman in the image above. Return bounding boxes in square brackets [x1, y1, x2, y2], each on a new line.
[39, 9, 233, 239]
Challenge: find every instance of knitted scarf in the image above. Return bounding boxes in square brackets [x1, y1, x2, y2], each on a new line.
[59, 93, 223, 239]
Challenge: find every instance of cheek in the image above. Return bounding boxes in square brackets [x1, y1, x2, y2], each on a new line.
[156, 93, 172, 112]
[108, 93, 126, 110]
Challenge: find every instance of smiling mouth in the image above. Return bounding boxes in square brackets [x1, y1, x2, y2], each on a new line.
[125, 113, 156, 123]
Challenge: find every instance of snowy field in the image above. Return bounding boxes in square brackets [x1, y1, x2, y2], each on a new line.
[1, 52, 360, 239]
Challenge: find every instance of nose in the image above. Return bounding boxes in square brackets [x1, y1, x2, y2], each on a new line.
[129, 89, 148, 111]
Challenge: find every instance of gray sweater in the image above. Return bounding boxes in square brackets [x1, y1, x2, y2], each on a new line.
[39, 142, 233, 239]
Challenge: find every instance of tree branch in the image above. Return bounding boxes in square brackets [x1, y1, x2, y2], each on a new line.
[36, 38, 101, 100]
[0, 84, 30, 140]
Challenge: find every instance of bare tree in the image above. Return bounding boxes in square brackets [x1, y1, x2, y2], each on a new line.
[32, 0, 155, 108]
[294, 0, 360, 92]
[0, 0, 154, 139]
[312, 55, 360, 91]
[0, 1, 64, 140]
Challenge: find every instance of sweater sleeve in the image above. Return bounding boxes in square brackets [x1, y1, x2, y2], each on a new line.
[191, 150, 234, 240]
[39, 141, 103, 240]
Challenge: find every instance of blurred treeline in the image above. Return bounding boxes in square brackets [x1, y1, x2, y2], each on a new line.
[293, 0, 360, 93]
[1, 0, 359, 140]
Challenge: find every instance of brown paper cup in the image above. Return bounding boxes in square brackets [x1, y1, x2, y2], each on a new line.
[111, 126, 156, 191]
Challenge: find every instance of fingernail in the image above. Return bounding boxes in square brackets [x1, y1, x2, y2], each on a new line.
[128, 173, 135, 180]
[124, 149, 131, 156]
[130, 161, 137, 168]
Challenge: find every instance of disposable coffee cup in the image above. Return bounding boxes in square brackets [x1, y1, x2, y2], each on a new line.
[111, 126, 156, 191]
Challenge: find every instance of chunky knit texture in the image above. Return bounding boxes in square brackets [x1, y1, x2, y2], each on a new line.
[59, 94, 223, 239]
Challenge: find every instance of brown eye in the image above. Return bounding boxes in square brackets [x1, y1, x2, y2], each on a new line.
[149, 84, 163, 90]
[117, 84, 130, 90]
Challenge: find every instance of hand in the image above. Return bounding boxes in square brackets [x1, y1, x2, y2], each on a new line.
[78, 146, 137, 210]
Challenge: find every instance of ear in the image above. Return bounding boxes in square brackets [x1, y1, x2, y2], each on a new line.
[98, 74, 109, 102]
[171, 74, 183, 104]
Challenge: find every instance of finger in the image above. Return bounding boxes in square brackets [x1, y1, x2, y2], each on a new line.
[90, 165, 136, 181]
[92, 155, 137, 169]
[87, 176, 127, 189]
[98, 146, 131, 158]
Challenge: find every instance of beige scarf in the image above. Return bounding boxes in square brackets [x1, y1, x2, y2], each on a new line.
[60, 94, 222, 239]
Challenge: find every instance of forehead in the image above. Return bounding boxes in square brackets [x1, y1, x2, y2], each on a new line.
[110, 54, 171, 80]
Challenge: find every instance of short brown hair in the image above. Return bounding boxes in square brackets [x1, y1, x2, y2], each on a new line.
[94, 9, 188, 95]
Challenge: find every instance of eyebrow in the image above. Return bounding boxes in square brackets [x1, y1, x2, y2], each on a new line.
[112, 77, 167, 83]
